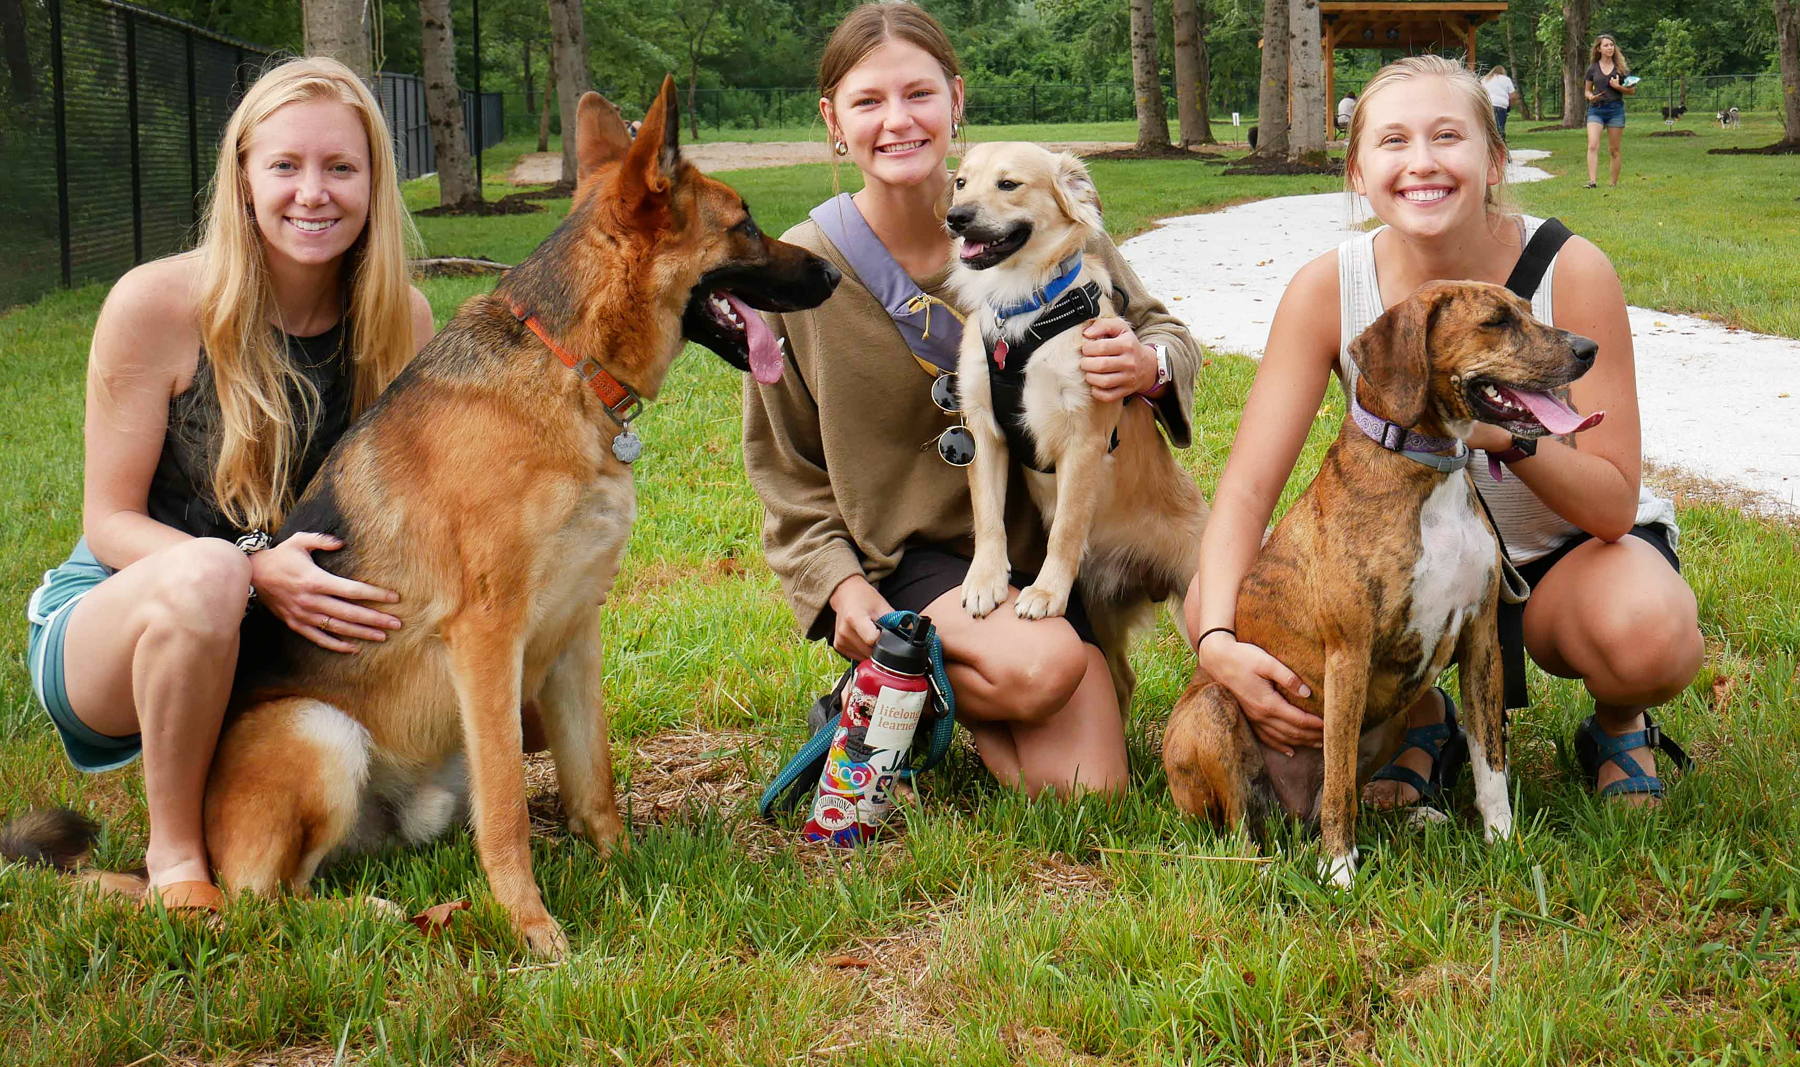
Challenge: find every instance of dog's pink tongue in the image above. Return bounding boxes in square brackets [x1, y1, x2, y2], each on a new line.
[724, 292, 784, 384]
[1502, 386, 1605, 435]
[959, 241, 988, 260]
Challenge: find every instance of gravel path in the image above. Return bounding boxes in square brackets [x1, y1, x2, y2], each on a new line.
[1120, 149, 1800, 514]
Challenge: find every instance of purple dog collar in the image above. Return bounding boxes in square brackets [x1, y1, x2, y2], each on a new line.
[1348, 389, 1471, 474]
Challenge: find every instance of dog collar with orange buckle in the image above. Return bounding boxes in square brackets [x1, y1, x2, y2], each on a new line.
[510, 303, 646, 464]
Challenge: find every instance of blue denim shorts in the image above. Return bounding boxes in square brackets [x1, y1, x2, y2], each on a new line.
[25, 538, 143, 773]
[1586, 100, 1626, 128]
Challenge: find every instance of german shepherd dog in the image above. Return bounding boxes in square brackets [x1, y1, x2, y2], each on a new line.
[947, 143, 1209, 684]
[5, 77, 838, 957]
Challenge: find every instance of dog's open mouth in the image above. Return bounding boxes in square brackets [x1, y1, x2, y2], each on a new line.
[957, 223, 1032, 271]
[1468, 379, 1605, 437]
[683, 288, 786, 384]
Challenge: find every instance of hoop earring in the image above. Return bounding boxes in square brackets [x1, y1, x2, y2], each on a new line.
[952, 119, 962, 138]
[834, 140, 849, 156]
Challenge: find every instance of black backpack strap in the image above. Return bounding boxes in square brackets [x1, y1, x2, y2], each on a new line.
[1504, 217, 1574, 302]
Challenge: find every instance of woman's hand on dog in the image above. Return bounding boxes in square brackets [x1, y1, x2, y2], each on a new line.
[1080, 318, 1159, 402]
[828, 573, 894, 662]
[252, 532, 402, 654]
[1197, 632, 1321, 754]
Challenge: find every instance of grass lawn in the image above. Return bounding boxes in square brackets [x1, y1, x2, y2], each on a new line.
[2, 123, 1797, 1065]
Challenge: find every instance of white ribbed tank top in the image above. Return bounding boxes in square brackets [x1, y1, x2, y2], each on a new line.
[1337, 218, 1676, 563]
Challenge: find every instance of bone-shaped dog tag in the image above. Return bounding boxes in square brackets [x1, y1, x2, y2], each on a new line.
[992, 339, 1009, 369]
[612, 430, 643, 464]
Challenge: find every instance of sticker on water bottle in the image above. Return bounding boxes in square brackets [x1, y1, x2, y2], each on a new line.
[862, 685, 928, 751]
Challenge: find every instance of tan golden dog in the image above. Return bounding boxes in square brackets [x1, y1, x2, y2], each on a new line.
[1163, 281, 1603, 888]
[947, 142, 1208, 681]
[5, 77, 838, 957]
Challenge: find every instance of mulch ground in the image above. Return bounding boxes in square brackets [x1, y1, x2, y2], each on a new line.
[1221, 156, 1344, 177]
[506, 180, 578, 200]
[1708, 141, 1800, 155]
[1084, 143, 1231, 162]
[414, 193, 545, 217]
[1649, 130, 1698, 138]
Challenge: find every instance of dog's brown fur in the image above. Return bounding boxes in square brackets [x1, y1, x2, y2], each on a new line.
[948, 143, 1209, 696]
[1163, 281, 1600, 886]
[3, 77, 837, 957]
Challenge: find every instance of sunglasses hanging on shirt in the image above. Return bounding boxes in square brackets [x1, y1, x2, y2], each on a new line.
[928, 371, 975, 467]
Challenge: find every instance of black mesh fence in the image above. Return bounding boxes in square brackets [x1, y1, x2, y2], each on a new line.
[1, 0, 508, 309]
[0, 0, 270, 308]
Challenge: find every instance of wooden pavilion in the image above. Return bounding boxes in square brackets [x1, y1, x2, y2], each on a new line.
[1320, 1, 1509, 135]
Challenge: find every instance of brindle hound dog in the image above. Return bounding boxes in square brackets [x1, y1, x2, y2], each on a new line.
[1164, 281, 1602, 887]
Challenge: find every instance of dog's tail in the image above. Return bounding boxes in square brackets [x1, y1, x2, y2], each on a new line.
[0, 809, 99, 871]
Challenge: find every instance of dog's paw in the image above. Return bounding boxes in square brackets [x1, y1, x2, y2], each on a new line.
[518, 912, 570, 960]
[571, 810, 629, 856]
[962, 564, 1009, 618]
[1319, 848, 1359, 891]
[1013, 582, 1069, 620]
[1483, 809, 1514, 844]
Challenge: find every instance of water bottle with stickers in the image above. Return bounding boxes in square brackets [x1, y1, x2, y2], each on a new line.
[802, 614, 933, 845]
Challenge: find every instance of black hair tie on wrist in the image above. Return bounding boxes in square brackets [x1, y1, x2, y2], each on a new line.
[1195, 626, 1236, 650]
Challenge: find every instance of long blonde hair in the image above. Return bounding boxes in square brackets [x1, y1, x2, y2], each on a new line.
[1345, 55, 1514, 215]
[1590, 35, 1630, 76]
[194, 55, 419, 531]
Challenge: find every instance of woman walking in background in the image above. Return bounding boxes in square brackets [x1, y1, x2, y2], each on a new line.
[1483, 65, 1519, 141]
[1584, 34, 1634, 187]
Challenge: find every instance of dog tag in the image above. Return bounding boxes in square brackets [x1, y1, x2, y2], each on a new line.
[611, 430, 643, 464]
[992, 339, 1008, 370]
[936, 425, 975, 467]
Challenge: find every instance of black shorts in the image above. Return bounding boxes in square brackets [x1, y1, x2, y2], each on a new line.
[1498, 523, 1680, 708]
[875, 545, 1100, 649]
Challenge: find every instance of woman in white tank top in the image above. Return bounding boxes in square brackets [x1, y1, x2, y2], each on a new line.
[1185, 56, 1701, 807]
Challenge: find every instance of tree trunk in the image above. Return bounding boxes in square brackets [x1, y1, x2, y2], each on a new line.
[1286, 0, 1325, 164]
[684, 0, 724, 143]
[1253, 0, 1289, 157]
[302, 0, 373, 87]
[1130, 0, 1171, 148]
[1505, 11, 1522, 115]
[1560, 0, 1593, 127]
[418, 0, 478, 208]
[522, 37, 535, 116]
[547, 0, 590, 184]
[1172, 0, 1213, 145]
[1778, 0, 1800, 146]
[0, 0, 38, 102]
[537, 50, 553, 154]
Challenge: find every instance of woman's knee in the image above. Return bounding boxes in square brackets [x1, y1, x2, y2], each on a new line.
[982, 629, 1088, 725]
[141, 539, 252, 641]
[1584, 581, 1703, 700]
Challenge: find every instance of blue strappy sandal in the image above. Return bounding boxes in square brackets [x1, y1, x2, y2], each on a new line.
[1369, 687, 1469, 813]
[1573, 710, 1693, 800]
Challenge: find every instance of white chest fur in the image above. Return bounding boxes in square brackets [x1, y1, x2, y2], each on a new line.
[1405, 473, 1496, 663]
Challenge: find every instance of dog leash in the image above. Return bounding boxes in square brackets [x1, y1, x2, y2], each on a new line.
[758, 612, 958, 818]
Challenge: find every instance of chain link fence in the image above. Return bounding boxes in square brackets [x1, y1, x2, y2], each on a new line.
[2, 0, 506, 309]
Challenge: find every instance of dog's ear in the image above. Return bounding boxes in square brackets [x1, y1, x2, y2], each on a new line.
[1349, 285, 1446, 428]
[620, 74, 682, 204]
[575, 92, 631, 180]
[1049, 152, 1103, 231]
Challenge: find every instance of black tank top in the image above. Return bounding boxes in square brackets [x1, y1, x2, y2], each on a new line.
[147, 321, 354, 541]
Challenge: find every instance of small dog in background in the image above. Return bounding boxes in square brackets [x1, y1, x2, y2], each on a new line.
[1660, 104, 1688, 121]
[1717, 107, 1741, 127]
[945, 142, 1208, 665]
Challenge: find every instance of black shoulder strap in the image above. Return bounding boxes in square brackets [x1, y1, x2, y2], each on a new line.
[1504, 217, 1574, 302]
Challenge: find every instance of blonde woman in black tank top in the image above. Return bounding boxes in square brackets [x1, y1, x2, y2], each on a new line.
[1185, 57, 1700, 809]
[20, 58, 435, 909]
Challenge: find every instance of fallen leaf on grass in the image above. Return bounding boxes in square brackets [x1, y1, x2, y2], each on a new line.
[1711, 674, 1738, 711]
[410, 899, 471, 934]
[822, 954, 873, 969]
